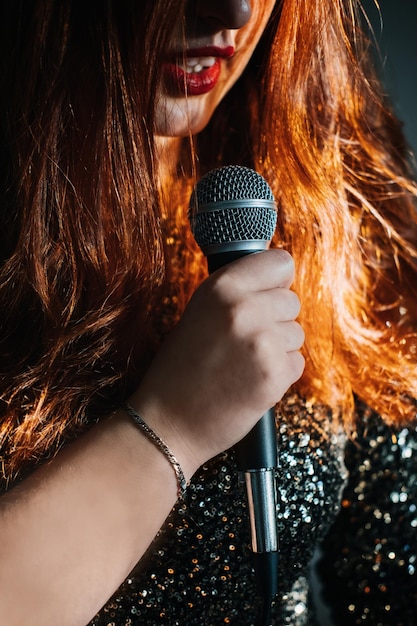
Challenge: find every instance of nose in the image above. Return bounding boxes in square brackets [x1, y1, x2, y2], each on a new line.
[195, 0, 252, 30]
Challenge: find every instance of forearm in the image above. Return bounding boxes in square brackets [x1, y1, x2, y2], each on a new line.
[0, 410, 190, 626]
[0, 250, 304, 625]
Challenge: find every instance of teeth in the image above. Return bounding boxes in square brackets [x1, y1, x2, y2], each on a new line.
[178, 56, 216, 73]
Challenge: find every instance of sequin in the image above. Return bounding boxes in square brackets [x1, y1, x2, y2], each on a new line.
[316, 400, 417, 625]
[89, 394, 417, 625]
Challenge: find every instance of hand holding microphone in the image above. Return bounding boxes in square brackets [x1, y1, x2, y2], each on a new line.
[130, 166, 304, 493]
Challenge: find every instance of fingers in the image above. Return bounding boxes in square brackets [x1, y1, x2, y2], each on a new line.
[130, 247, 306, 467]
[277, 320, 305, 353]
[285, 349, 306, 387]
[228, 288, 301, 331]
[211, 248, 295, 296]
[225, 298, 304, 355]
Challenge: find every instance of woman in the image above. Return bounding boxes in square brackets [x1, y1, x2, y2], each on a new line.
[0, 0, 416, 624]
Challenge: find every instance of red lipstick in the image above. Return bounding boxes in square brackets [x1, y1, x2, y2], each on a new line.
[163, 46, 235, 97]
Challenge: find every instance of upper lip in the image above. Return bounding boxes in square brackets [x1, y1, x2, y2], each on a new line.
[168, 45, 235, 61]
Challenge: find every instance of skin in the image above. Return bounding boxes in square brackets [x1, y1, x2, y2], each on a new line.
[155, 0, 277, 136]
[130, 249, 305, 476]
[0, 2, 304, 624]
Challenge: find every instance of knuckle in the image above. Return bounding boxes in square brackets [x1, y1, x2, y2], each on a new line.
[226, 298, 253, 336]
[273, 288, 301, 321]
[270, 248, 295, 279]
[293, 322, 305, 348]
[289, 291, 302, 317]
[205, 272, 228, 302]
[250, 329, 271, 361]
[289, 351, 306, 381]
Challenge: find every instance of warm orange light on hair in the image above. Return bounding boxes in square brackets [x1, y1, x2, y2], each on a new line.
[0, 0, 416, 488]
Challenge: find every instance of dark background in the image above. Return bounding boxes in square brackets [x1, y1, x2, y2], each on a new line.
[364, 0, 417, 155]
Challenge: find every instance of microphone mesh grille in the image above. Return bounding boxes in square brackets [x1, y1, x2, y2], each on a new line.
[194, 165, 274, 204]
[189, 166, 277, 248]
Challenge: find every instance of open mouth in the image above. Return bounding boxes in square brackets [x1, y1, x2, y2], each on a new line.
[163, 58, 221, 96]
[163, 46, 234, 96]
[178, 56, 217, 74]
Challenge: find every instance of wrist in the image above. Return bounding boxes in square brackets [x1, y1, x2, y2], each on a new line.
[124, 403, 187, 498]
[125, 394, 204, 483]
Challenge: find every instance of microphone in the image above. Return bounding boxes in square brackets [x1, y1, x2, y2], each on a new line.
[189, 165, 279, 602]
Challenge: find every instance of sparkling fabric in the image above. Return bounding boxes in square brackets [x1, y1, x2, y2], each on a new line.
[89, 394, 417, 625]
[316, 400, 417, 625]
[90, 392, 348, 625]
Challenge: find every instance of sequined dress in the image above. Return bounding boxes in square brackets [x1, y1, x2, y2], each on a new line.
[90, 394, 417, 626]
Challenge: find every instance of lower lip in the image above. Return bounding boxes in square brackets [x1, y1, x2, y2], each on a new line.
[162, 59, 221, 96]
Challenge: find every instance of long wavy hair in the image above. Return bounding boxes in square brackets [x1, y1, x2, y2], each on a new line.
[0, 0, 416, 489]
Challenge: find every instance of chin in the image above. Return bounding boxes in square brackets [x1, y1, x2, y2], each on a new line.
[155, 99, 217, 138]
[155, 116, 212, 138]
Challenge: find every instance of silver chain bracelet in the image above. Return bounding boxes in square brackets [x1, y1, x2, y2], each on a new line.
[124, 403, 187, 499]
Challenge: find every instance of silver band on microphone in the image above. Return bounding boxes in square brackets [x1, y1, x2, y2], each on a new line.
[195, 198, 277, 213]
[243, 468, 279, 554]
[199, 240, 270, 255]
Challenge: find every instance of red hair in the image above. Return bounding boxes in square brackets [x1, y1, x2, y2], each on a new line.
[0, 0, 416, 488]
[266, 0, 417, 424]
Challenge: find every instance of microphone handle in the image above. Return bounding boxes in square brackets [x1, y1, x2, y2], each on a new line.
[235, 409, 279, 598]
[207, 251, 279, 600]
